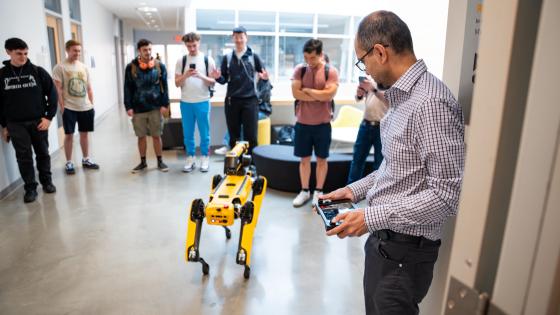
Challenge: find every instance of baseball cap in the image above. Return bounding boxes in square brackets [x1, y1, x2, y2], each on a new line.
[232, 26, 247, 34]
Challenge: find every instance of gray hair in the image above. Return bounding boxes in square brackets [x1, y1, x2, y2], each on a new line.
[356, 11, 414, 55]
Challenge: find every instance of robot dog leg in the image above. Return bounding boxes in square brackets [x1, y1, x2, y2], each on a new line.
[236, 176, 267, 279]
[185, 198, 210, 275]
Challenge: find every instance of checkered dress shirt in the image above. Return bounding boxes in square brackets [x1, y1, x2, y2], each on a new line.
[348, 60, 465, 241]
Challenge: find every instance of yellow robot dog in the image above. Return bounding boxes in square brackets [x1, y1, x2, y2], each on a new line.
[185, 141, 267, 279]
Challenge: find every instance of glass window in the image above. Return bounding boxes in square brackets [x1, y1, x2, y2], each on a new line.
[197, 10, 235, 31]
[248, 36, 275, 78]
[44, 0, 62, 13]
[239, 11, 276, 32]
[354, 16, 364, 33]
[279, 13, 313, 33]
[279, 36, 312, 78]
[317, 15, 350, 35]
[198, 34, 233, 66]
[166, 44, 185, 100]
[319, 38, 350, 81]
[69, 0, 81, 21]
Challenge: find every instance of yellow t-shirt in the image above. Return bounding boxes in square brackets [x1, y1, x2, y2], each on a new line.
[52, 60, 93, 111]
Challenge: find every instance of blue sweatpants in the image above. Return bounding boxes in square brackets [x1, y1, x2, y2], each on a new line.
[180, 100, 211, 156]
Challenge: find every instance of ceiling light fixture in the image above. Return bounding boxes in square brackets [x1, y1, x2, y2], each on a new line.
[137, 6, 157, 13]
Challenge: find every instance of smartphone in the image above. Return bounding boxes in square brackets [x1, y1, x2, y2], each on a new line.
[189, 63, 196, 70]
[358, 76, 367, 83]
[315, 199, 356, 231]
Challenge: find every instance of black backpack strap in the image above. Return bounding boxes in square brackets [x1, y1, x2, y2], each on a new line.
[323, 64, 334, 117]
[295, 66, 308, 115]
[181, 55, 187, 74]
[204, 55, 209, 76]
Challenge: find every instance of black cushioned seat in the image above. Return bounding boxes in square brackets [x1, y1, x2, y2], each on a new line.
[253, 144, 375, 193]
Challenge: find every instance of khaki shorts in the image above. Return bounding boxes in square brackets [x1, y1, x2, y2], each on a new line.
[131, 109, 164, 137]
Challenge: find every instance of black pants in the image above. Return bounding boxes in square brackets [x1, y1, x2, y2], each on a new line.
[225, 96, 258, 153]
[363, 232, 440, 315]
[7, 120, 52, 191]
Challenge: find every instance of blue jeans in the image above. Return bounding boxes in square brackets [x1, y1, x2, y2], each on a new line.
[180, 100, 211, 156]
[347, 121, 383, 184]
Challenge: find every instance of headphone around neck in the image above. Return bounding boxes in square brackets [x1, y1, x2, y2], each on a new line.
[138, 57, 155, 70]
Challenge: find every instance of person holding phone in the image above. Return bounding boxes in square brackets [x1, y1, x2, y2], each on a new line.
[347, 75, 388, 184]
[321, 11, 465, 314]
[175, 32, 216, 173]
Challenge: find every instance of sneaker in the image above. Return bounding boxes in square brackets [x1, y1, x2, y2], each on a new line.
[312, 190, 323, 205]
[214, 146, 229, 155]
[200, 156, 209, 172]
[293, 190, 311, 207]
[65, 161, 75, 175]
[42, 183, 57, 194]
[23, 190, 38, 203]
[158, 160, 169, 172]
[183, 156, 196, 173]
[132, 161, 147, 173]
[82, 158, 100, 170]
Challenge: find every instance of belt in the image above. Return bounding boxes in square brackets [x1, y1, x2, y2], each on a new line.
[372, 229, 441, 248]
[362, 119, 379, 126]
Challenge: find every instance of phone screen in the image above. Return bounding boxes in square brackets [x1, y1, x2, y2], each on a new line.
[189, 64, 196, 69]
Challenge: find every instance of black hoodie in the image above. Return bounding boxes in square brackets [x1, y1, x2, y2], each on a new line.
[216, 46, 267, 100]
[0, 59, 58, 127]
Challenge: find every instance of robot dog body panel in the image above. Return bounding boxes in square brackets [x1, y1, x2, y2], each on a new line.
[185, 141, 267, 279]
[206, 174, 251, 226]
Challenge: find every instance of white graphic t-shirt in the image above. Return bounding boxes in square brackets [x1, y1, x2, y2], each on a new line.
[53, 60, 93, 111]
[175, 53, 216, 103]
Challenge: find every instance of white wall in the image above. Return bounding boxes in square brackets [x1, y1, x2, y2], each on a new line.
[80, 0, 119, 117]
[0, 0, 119, 194]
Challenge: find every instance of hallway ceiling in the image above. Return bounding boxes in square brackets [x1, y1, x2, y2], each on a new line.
[95, 0, 188, 31]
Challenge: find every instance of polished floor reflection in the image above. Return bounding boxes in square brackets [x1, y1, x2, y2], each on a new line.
[0, 107, 366, 315]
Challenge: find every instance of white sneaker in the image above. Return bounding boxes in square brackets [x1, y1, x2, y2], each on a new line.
[200, 156, 209, 172]
[313, 190, 323, 205]
[293, 190, 311, 207]
[214, 146, 229, 155]
[183, 156, 196, 173]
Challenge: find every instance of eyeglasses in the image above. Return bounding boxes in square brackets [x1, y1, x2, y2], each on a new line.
[355, 44, 389, 71]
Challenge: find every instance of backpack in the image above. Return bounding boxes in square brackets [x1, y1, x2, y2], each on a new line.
[181, 54, 214, 97]
[294, 64, 335, 117]
[226, 51, 259, 97]
[257, 79, 273, 116]
[130, 59, 164, 93]
[273, 125, 295, 145]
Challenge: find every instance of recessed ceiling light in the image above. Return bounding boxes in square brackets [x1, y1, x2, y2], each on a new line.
[137, 6, 157, 13]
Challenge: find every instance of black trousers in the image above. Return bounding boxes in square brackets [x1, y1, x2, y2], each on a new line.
[363, 232, 440, 315]
[224, 96, 258, 154]
[7, 120, 52, 191]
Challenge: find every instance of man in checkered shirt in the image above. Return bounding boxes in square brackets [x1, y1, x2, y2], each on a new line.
[322, 11, 465, 315]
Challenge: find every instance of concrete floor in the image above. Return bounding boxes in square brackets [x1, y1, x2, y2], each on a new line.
[0, 107, 367, 315]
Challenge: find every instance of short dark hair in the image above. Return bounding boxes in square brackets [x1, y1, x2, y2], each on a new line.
[303, 39, 323, 55]
[65, 39, 81, 50]
[356, 11, 414, 54]
[182, 32, 201, 43]
[5, 38, 28, 51]
[137, 39, 152, 50]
